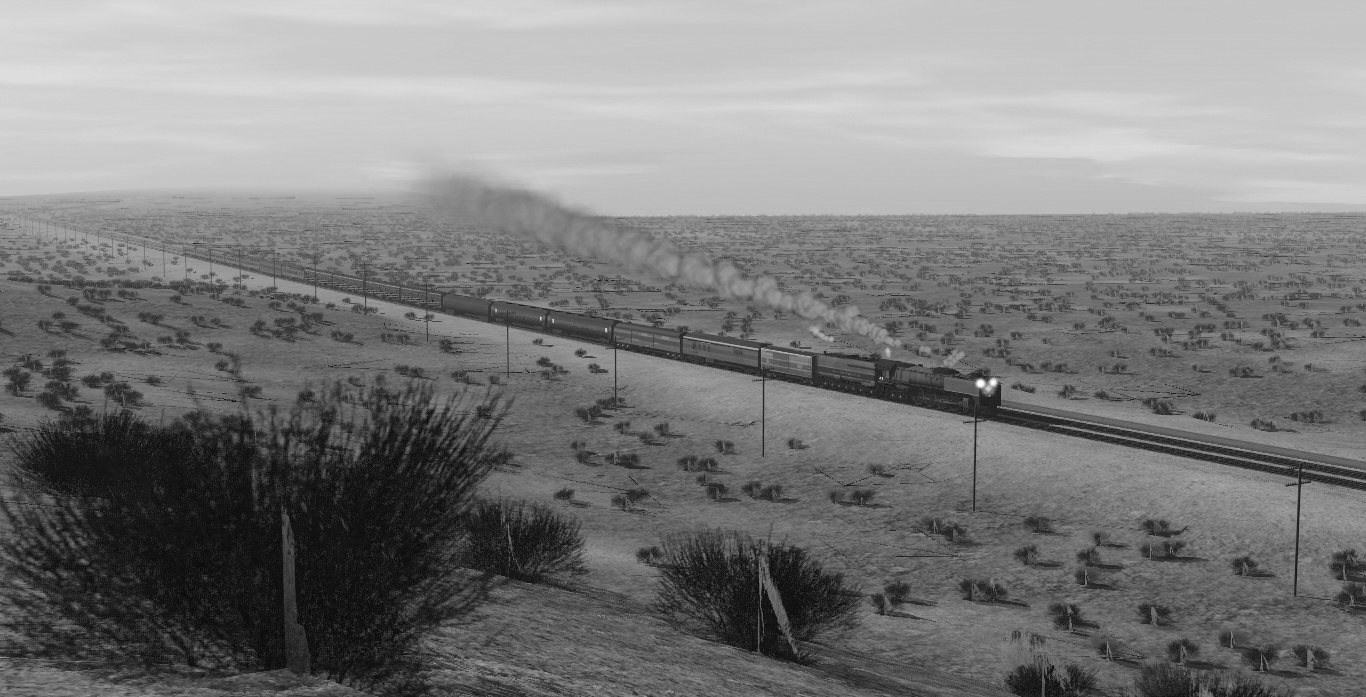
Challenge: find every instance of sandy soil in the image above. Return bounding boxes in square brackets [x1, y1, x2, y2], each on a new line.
[2, 229, 1363, 697]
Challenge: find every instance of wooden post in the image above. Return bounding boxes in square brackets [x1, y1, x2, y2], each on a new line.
[281, 505, 311, 674]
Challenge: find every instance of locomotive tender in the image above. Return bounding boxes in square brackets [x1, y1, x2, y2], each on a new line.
[439, 292, 1000, 415]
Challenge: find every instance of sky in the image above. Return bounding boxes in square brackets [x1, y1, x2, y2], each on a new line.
[3, 1, 1365, 214]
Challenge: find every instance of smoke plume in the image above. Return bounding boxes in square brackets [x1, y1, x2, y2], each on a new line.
[422, 173, 905, 350]
[808, 325, 837, 343]
[422, 173, 972, 372]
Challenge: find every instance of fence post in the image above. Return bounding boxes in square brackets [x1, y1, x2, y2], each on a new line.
[282, 504, 311, 674]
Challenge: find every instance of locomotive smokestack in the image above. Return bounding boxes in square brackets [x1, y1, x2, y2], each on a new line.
[422, 173, 905, 350]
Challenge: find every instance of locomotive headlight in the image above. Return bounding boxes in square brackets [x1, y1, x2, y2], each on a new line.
[975, 378, 986, 390]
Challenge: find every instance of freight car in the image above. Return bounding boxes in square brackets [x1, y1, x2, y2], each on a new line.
[434, 292, 999, 415]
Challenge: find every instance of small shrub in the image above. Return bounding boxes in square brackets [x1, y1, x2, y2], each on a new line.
[574, 348, 587, 357]
[1004, 659, 1097, 697]
[883, 580, 910, 604]
[1193, 410, 1216, 422]
[1010, 381, 1036, 393]
[705, 483, 728, 501]
[1024, 516, 1055, 533]
[869, 593, 888, 615]
[144, 375, 162, 385]
[1166, 638, 1199, 664]
[1141, 519, 1185, 537]
[1076, 547, 1102, 566]
[1243, 644, 1281, 672]
[698, 457, 719, 472]
[1138, 603, 1173, 626]
[462, 497, 589, 583]
[1014, 545, 1040, 566]
[828, 490, 844, 504]
[1231, 555, 1259, 576]
[786, 437, 805, 449]
[553, 488, 575, 501]
[651, 528, 862, 661]
[652, 422, 672, 437]
[1291, 645, 1330, 670]
[1336, 581, 1365, 608]
[1048, 602, 1084, 632]
[1218, 630, 1246, 649]
[635, 546, 663, 565]
[1328, 548, 1359, 580]
[848, 489, 875, 506]
[759, 484, 783, 501]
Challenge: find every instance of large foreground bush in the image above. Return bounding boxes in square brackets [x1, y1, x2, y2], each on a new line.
[0, 379, 510, 694]
[1126, 662, 1293, 697]
[650, 528, 861, 662]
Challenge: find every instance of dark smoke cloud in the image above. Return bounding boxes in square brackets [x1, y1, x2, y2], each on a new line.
[422, 172, 963, 367]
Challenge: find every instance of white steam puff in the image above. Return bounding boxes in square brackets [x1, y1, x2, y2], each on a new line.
[423, 174, 905, 350]
[808, 325, 837, 343]
[941, 349, 966, 369]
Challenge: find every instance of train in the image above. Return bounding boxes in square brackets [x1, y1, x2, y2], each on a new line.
[438, 293, 1002, 415]
[150, 247, 1001, 415]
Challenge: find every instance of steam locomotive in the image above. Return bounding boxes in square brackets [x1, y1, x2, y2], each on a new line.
[439, 293, 1001, 415]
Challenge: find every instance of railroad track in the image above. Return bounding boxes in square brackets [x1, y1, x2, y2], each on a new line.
[55, 230, 1366, 494]
[996, 404, 1366, 491]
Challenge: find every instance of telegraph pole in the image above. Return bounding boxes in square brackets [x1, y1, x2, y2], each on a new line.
[972, 400, 979, 512]
[1288, 462, 1310, 596]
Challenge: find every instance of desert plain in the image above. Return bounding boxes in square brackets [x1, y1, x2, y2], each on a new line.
[1, 193, 1364, 697]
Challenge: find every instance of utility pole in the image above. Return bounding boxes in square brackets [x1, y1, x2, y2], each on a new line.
[762, 368, 766, 457]
[505, 314, 511, 377]
[972, 399, 979, 512]
[1288, 462, 1310, 596]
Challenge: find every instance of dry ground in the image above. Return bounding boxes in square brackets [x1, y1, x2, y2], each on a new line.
[2, 245, 1363, 696]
